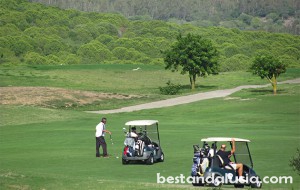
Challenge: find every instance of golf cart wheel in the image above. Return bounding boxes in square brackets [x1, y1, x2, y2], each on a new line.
[209, 174, 222, 187]
[192, 181, 204, 186]
[122, 159, 129, 165]
[250, 177, 262, 188]
[234, 184, 244, 188]
[158, 152, 164, 162]
[146, 155, 154, 165]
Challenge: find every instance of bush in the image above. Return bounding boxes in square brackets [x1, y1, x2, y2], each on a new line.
[24, 52, 47, 65]
[77, 40, 113, 63]
[159, 81, 181, 95]
[290, 148, 300, 175]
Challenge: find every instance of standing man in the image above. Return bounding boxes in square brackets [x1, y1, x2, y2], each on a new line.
[95, 117, 111, 158]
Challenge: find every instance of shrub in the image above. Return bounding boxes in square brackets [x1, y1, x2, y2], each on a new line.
[77, 40, 113, 63]
[290, 148, 300, 175]
[159, 80, 181, 95]
[24, 52, 47, 65]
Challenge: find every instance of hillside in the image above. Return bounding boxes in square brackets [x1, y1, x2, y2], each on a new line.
[29, 0, 300, 35]
[0, 0, 299, 70]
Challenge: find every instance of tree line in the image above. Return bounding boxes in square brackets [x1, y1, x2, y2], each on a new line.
[29, 0, 300, 35]
[0, 0, 299, 71]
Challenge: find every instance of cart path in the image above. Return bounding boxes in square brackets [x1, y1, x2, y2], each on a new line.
[86, 78, 300, 114]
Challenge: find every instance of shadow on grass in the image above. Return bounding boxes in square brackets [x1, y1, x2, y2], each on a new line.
[249, 89, 285, 94]
[122, 160, 164, 165]
[179, 84, 217, 91]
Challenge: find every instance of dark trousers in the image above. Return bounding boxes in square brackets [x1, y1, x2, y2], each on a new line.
[96, 136, 107, 157]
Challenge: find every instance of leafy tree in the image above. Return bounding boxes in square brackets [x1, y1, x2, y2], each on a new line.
[55, 51, 80, 64]
[77, 40, 113, 63]
[164, 33, 219, 90]
[0, 24, 21, 37]
[24, 52, 47, 64]
[112, 47, 146, 62]
[220, 54, 251, 72]
[152, 27, 179, 39]
[70, 26, 94, 43]
[290, 148, 300, 176]
[108, 38, 142, 51]
[10, 37, 33, 56]
[250, 54, 287, 95]
[46, 54, 61, 64]
[43, 37, 66, 55]
[63, 54, 81, 65]
[96, 22, 119, 36]
[221, 43, 239, 58]
[96, 34, 115, 45]
[0, 47, 19, 64]
[238, 13, 253, 25]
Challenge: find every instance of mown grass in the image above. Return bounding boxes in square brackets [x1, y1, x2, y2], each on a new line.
[0, 83, 299, 190]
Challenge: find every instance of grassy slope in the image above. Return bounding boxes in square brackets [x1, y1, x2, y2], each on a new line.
[0, 83, 299, 189]
[0, 64, 299, 111]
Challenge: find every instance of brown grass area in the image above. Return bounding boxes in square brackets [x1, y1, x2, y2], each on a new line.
[0, 87, 141, 107]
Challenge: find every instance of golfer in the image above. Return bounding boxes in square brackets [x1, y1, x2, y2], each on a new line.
[95, 117, 111, 158]
[217, 139, 247, 183]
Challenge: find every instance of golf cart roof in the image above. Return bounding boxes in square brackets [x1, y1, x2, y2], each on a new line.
[125, 120, 158, 126]
[201, 137, 250, 142]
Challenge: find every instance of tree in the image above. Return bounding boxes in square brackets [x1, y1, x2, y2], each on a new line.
[250, 54, 287, 95]
[77, 40, 113, 63]
[164, 33, 219, 90]
[24, 52, 47, 65]
[290, 148, 300, 175]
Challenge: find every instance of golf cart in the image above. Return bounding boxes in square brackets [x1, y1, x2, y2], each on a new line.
[191, 137, 262, 188]
[122, 120, 164, 165]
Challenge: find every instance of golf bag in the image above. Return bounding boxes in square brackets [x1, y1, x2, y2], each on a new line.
[124, 146, 135, 157]
[135, 140, 145, 156]
[124, 137, 135, 157]
[191, 145, 209, 176]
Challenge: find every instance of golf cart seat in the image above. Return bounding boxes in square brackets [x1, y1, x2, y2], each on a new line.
[124, 137, 135, 147]
[217, 155, 234, 170]
[138, 135, 152, 145]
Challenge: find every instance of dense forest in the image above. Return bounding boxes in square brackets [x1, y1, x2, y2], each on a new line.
[1, 0, 299, 71]
[29, 0, 300, 35]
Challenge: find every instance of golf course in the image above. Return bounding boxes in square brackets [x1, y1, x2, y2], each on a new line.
[1, 1, 300, 189]
[0, 64, 299, 189]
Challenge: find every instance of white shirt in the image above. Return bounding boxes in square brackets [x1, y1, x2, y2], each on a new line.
[209, 149, 215, 157]
[95, 122, 105, 137]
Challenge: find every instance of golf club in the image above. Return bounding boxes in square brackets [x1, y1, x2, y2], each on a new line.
[110, 134, 119, 159]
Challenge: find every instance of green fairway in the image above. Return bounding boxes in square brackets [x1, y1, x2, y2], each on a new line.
[0, 82, 299, 189]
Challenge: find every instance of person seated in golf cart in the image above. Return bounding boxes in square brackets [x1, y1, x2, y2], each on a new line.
[124, 127, 151, 157]
[129, 127, 138, 139]
[123, 127, 139, 157]
[217, 139, 247, 183]
[208, 143, 217, 157]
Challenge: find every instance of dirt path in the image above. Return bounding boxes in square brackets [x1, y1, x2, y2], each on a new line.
[87, 78, 300, 114]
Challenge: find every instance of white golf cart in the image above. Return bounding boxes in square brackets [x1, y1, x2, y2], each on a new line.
[122, 120, 164, 165]
[191, 137, 262, 188]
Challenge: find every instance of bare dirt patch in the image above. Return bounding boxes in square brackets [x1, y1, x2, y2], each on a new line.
[0, 87, 141, 108]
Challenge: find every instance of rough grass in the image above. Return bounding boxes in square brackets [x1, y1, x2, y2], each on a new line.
[0, 64, 299, 111]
